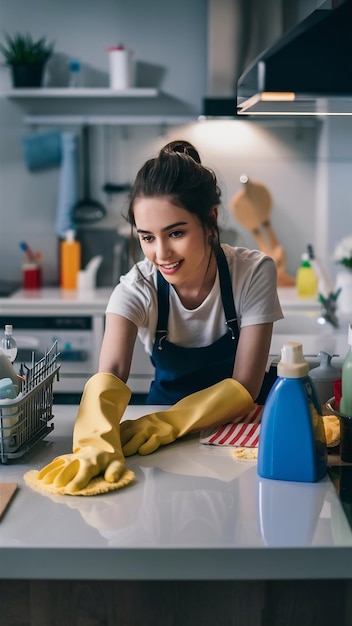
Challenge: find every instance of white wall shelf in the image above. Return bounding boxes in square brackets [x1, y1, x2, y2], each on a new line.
[1, 87, 159, 98]
[1, 87, 197, 126]
[23, 114, 194, 126]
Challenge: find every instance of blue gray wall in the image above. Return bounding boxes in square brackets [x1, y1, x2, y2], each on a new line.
[0, 0, 351, 289]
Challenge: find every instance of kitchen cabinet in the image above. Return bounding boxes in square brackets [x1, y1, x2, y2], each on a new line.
[1, 87, 196, 126]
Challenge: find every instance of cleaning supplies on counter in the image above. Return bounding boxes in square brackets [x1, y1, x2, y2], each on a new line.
[307, 243, 341, 327]
[340, 324, 352, 416]
[257, 342, 327, 483]
[323, 326, 352, 462]
[0, 338, 20, 438]
[309, 351, 342, 406]
[0, 325, 19, 402]
[296, 252, 318, 298]
[60, 229, 81, 290]
[0, 351, 19, 389]
[307, 243, 334, 299]
[22, 259, 42, 290]
[0, 325, 17, 363]
[77, 255, 103, 292]
[0, 377, 17, 400]
[19, 241, 42, 290]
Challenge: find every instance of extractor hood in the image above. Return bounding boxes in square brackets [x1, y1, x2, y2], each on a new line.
[237, 0, 352, 116]
[202, 0, 283, 118]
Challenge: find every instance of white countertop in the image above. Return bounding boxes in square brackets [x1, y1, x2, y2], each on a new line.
[277, 287, 321, 309]
[1, 404, 352, 581]
[0, 287, 112, 316]
[0, 286, 320, 314]
[1, 286, 315, 310]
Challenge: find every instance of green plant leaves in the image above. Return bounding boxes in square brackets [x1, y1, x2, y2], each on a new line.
[0, 32, 54, 65]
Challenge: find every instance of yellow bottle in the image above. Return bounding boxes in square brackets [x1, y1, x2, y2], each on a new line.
[296, 253, 318, 298]
[60, 229, 81, 290]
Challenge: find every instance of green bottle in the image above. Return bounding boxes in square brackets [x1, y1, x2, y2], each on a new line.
[340, 324, 352, 416]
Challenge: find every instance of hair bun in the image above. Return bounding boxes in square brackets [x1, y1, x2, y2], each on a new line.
[161, 140, 201, 164]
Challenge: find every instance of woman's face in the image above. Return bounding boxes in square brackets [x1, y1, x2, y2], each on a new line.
[134, 197, 213, 288]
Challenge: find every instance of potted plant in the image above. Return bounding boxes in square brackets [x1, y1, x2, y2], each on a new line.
[0, 32, 54, 87]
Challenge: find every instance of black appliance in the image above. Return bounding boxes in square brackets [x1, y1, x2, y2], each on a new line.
[237, 0, 352, 116]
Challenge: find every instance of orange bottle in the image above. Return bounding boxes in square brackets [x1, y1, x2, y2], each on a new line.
[60, 229, 81, 290]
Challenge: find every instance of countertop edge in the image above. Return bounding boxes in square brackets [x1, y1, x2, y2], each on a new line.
[2, 546, 352, 580]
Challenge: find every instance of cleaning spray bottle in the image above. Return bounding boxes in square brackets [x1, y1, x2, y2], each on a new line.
[60, 229, 81, 290]
[257, 341, 327, 482]
[296, 252, 318, 298]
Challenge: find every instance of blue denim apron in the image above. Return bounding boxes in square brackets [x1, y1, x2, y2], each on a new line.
[147, 247, 239, 405]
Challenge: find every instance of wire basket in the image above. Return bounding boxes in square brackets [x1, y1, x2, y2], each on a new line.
[0, 342, 60, 463]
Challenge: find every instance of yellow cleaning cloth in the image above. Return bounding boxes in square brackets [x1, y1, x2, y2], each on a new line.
[24, 468, 134, 496]
[24, 373, 135, 496]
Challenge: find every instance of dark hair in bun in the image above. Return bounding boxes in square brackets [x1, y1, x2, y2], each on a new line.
[161, 140, 201, 163]
[127, 139, 221, 252]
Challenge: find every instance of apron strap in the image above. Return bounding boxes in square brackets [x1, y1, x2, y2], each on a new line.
[217, 247, 239, 343]
[156, 270, 170, 350]
[156, 247, 239, 347]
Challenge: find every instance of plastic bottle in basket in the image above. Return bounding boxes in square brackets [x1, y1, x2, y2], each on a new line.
[0, 325, 18, 363]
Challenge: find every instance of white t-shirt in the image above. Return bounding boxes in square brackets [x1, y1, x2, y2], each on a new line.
[106, 244, 283, 356]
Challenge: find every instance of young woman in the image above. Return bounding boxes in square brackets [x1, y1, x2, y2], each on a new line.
[26, 140, 283, 495]
[100, 139, 283, 405]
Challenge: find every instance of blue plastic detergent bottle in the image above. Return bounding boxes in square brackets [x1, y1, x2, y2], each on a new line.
[257, 342, 327, 482]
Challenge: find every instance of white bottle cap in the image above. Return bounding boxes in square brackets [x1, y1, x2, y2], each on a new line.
[65, 229, 76, 242]
[4, 324, 13, 335]
[277, 342, 309, 378]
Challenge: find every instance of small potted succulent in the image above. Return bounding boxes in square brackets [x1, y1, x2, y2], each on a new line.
[0, 32, 55, 87]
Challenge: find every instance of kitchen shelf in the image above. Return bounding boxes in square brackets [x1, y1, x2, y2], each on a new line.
[1, 87, 159, 98]
[23, 114, 194, 126]
[1, 87, 197, 126]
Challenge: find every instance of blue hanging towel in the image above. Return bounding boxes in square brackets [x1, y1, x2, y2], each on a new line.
[55, 132, 79, 238]
[22, 131, 62, 171]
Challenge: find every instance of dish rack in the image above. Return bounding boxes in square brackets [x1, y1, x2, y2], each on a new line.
[0, 342, 60, 463]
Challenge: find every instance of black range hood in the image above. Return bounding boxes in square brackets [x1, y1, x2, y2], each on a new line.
[237, 0, 352, 116]
[202, 97, 238, 118]
[201, 0, 282, 119]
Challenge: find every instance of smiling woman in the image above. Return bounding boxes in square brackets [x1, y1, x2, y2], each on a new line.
[26, 140, 283, 497]
[102, 140, 283, 407]
[134, 198, 217, 308]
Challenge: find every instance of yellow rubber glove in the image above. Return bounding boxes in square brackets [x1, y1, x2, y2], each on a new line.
[121, 378, 255, 456]
[24, 373, 135, 495]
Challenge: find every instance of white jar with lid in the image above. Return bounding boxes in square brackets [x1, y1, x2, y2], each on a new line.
[108, 45, 134, 90]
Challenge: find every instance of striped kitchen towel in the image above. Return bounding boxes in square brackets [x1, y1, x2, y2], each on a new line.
[199, 405, 263, 447]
